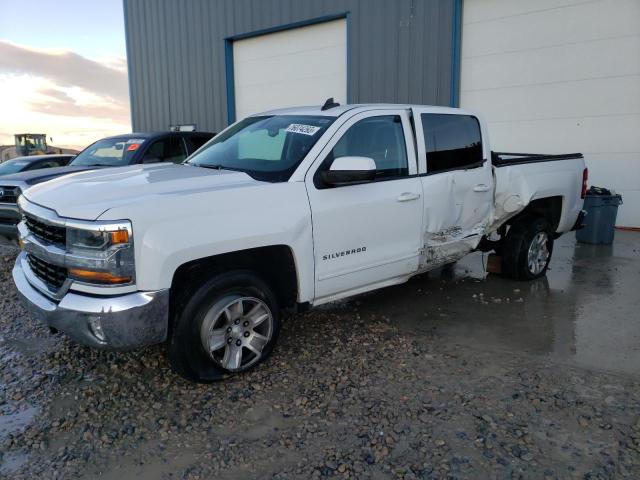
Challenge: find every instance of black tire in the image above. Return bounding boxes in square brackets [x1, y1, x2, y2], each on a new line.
[500, 216, 554, 280]
[168, 270, 280, 383]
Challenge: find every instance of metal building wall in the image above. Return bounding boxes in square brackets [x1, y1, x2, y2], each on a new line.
[123, 0, 459, 133]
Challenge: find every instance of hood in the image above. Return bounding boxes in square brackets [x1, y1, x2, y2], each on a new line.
[23, 163, 260, 220]
[0, 165, 97, 186]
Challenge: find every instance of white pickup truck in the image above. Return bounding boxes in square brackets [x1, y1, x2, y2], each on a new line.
[12, 103, 587, 382]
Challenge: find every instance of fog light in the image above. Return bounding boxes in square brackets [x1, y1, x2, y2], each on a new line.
[88, 316, 107, 343]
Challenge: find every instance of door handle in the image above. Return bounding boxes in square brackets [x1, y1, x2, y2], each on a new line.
[397, 192, 421, 202]
[473, 184, 490, 192]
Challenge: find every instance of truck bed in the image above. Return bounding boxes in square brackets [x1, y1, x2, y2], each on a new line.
[489, 151, 586, 234]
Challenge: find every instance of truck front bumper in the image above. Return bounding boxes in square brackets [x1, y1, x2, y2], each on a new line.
[12, 253, 169, 350]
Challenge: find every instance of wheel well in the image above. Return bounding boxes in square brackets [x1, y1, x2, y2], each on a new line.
[508, 196, 563, 232]
[170, 245, 299, 310]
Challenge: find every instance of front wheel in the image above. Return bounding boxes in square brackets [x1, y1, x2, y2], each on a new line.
[500, 217, 554, 280]
[168, 271, 280, 382]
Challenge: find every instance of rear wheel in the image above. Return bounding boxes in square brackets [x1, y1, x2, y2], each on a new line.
[168, 271, 280, 382]
[500, 217, 554, 280]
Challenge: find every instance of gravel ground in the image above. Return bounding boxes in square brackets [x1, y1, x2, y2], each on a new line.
[1, 236, 639, 479]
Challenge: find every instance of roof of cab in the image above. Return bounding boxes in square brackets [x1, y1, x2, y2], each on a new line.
[99, 131, 215, 142]
[253, 103, 470, 118]
[99, 132, 161, 141]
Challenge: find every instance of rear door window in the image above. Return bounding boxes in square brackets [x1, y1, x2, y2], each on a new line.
[420, 114, 483, 173]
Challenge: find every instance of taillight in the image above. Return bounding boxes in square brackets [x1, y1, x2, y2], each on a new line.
[581, 168, 588, 199]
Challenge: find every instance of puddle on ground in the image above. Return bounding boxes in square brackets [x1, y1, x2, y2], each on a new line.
[0, 450, 29, 476]
[0, 336, 57, 358]
[0, 406, 39, 441]
[0, 406, 39, 474]
[336, 232, 640, 377]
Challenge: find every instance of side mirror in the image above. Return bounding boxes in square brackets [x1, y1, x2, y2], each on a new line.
[320, 156, 376, 187]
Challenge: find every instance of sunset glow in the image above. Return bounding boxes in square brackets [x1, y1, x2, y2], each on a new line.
[0, 0, 130, 151]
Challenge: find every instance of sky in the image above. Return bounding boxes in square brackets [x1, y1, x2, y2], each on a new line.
[0, 0, 130, 150]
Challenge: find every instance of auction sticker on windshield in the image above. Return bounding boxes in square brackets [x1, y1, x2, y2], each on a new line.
[126, 138, 146, 151]
[285, 124, 321, 136]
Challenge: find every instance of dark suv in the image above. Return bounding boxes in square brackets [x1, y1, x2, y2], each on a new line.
[0, 131, 214, 239]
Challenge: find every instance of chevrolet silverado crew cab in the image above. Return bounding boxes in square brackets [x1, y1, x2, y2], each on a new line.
[0, 131, 214, 239]
[12, 103, 587, 382]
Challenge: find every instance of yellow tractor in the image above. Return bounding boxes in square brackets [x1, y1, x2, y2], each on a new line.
[15, 133, 50, 156]
[0, 134, 78, 162]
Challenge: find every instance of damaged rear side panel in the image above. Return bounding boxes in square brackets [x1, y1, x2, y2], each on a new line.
[489, 153, 586, 234]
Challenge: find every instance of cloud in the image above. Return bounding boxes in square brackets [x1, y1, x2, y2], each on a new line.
[28, 88, 130, 123]
[0, 40, 128, 103]
[0, 41, 131, 149]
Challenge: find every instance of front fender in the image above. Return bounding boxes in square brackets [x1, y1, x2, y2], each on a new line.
[100, 182, 316, 302]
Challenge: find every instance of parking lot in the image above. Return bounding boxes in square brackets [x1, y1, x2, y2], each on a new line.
[1, 232, 639, 479]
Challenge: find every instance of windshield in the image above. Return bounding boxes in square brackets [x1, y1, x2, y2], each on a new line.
[70, 137, 145, 167]
[187, 115, 334, 182]
[0, 160, 29, 175]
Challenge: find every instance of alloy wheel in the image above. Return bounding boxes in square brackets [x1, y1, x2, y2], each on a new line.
[527, 231, 550, 275]
[200, 295, 273, 371]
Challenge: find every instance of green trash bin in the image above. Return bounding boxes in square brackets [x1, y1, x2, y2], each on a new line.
[576, 187, 623, 244]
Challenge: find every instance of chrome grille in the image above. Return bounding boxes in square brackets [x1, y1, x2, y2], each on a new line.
[26, 254, 67, 291]
[24, 214, 66, 246]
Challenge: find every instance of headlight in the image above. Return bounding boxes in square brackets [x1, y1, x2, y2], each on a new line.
[66, 224, 135, 285]
[67, 228, 129, 250]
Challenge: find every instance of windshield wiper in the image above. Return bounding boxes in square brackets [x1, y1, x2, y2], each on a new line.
[193, 164, 243, 172]
[195, 164, 225, 169]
